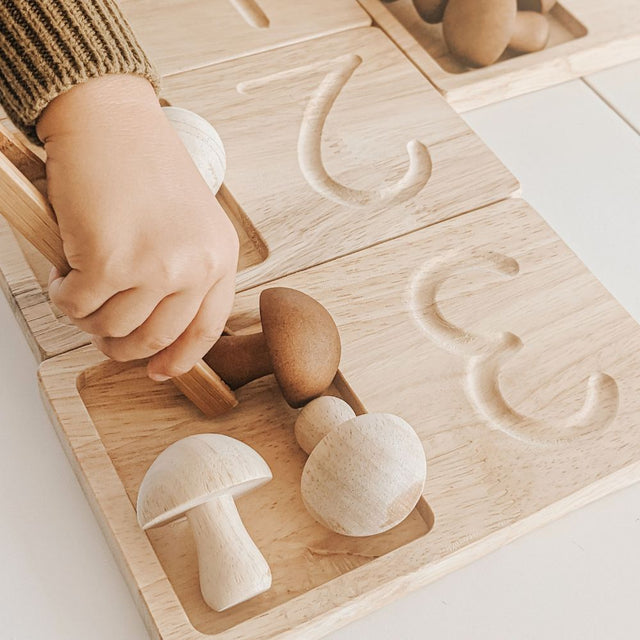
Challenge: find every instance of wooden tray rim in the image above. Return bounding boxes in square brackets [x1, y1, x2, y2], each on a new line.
[358, 0, 640, 111]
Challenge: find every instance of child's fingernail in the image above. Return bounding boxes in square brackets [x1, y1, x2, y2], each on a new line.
[149, 372, 171, 382]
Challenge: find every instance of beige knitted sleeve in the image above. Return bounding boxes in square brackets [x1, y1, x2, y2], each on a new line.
[0, 0, 159, 143]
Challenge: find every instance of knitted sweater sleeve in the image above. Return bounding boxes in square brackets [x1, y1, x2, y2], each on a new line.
[0, 0, 159, 143]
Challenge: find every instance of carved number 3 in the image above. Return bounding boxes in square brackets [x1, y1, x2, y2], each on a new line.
[238, 54, 432, 207]
[409, 252, 619, 446]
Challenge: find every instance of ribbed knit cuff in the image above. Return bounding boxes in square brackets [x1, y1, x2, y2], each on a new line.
[0, 0, 160, 143]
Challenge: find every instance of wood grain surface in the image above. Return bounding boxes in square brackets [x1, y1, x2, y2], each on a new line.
[162, 27, 519, 290]
[38, 198, 640, 639]
[359, 0, 640, 110]
[0, 29, 517, 360]
[118, 0, 370, 76]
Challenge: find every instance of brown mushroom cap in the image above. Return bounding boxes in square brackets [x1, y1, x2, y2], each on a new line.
[443, 0, 516, 68]
[412, 0, 449, 23]
[260, 287, 341, 408]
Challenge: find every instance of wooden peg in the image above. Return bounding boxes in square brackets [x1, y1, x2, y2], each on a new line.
[205, 287, 341, 408]
[443, 0, 550, 68]
[294, 396, 427, 537]
[137, 434, 272, 611]
[0, 123, 237, 416]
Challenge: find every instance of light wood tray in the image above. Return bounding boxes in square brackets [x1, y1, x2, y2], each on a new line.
[38, 198, 640, 640]
[0, 28, 517, 361]
[358, 0, 640, 111]
[119, 0, 371, 76]
[162, 28, 518, 289]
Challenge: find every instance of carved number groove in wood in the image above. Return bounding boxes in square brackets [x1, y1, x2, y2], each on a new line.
[228, 0, 269, 29]
[409, 251, 619, 446]
[238, 54, 432, 207]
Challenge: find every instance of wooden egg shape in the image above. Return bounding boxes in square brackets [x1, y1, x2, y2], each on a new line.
[508, 11, 550, 53]
[443, 0, 517, 68]
[300, 412, 427, 537]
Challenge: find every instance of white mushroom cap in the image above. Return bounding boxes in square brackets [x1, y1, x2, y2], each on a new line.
[137, 434, 271, 530]
[301, 413, 426, 537]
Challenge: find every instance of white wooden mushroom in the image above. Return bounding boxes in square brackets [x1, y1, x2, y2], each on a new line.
[162, 105, 226, 194]
[136, 434, 272, 611]
[295, 397, 427, 537]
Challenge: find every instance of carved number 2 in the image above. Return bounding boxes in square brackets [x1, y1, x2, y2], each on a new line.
[409, 251, 619, 447]
[238, 54, 432, 207]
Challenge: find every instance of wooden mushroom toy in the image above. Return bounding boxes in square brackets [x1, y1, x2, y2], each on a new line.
[443, 0, 550, 68]
[204, 287, 341, 408]
[137, 434, 272, 611]
[412, 0, 449, 23]
[294, 397, 427, 537]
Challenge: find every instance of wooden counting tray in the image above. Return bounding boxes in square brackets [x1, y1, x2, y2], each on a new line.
[118, 0, 371, 76]
[0, 27, 518, 361]
[38, 198, 640, 640]
[358, 0, 640, 111]
[162, 28, 518, 289]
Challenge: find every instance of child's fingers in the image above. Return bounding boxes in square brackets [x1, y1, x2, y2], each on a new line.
[72, 286, 166, 338]
[48, 266, 61, 288]
[48, 269, 117, 319]
[93, 290, 202, 362]
[146, 273, 235, 381]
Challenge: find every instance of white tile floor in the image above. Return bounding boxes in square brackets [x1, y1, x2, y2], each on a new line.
[1, 61, 639, 640]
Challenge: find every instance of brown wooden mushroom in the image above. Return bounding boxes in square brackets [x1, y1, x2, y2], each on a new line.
[412, 0, 449, 23]
[204, 287, 341, 408]
[518, 0, 556, 12]
[443, 0, 550, 68]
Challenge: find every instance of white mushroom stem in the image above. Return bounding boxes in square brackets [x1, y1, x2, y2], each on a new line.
[294, 396, 356, 455]
[186, 494, 271, 611]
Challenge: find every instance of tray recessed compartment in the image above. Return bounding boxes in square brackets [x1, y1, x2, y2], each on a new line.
[118, 0, 371, 76]
[39, 198, 640, 639]
[359, 0, 640, 110]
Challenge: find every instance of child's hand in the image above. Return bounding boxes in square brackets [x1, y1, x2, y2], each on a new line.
[37, 75, 239, 381]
